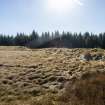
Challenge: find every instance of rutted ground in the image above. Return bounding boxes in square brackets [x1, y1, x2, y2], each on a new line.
[0, 46, 105, 104]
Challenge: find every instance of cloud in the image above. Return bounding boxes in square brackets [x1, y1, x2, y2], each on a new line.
[74, 0, 84, 6]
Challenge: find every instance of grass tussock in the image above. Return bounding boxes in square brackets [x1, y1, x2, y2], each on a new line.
[0, 47, 105, 105]
[59, 72, 105, 105]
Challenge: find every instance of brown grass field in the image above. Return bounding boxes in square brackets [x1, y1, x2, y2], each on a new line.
[0, 46, 105, 105]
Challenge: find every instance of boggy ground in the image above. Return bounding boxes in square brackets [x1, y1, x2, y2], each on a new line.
[0, 46, 105, 105]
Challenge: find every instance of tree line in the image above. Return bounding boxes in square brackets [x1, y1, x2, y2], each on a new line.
[0, 30, 105, 49]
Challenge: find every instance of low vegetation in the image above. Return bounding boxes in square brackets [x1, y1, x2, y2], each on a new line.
[0, 46, 105, 105]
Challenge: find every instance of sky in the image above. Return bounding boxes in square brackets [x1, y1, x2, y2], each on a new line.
[0, 0, 105, 35]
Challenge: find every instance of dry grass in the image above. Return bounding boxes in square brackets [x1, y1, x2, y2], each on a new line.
[0, 47, 104, 104]
[58, 72, 105, 105]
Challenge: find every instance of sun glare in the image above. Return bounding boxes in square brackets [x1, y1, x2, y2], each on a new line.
[48, 0, 76, 13]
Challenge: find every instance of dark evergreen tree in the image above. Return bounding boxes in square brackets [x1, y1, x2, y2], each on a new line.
[30, 30, 39, 41]
[0, 30, 105, 49]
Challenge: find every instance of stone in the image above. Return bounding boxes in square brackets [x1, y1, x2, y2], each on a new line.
[80, 53, 92, 61]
